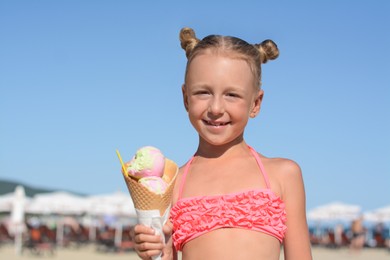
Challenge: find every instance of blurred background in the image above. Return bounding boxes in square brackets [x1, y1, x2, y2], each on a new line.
[1, 1, 389, 259]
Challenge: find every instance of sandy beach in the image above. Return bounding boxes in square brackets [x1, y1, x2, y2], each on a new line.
[284, 247, 389, 260]
[1, 243, 389, 260]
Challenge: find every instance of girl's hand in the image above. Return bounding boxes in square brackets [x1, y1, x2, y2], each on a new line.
[133, 222, 174, 260]
[133, 224, 164, 259]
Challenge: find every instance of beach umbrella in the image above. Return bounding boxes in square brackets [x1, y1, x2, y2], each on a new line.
[0, 191, 31, 213]
[363, 205, 390, 224]
[26, 191, 88, 215]
[307, 201, 362, 223]
[0, 192, 15, 212]
[9, 186, 27, 255]
[85, 191, 136, 217]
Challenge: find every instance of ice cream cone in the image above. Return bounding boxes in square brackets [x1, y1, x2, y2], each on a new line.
[121, 158, 178, 216]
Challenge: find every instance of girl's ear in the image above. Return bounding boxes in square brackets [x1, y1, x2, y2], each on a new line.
[250, 89, 264, 118]
[182, 84, 189, 112]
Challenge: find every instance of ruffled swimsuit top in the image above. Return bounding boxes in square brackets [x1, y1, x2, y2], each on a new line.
[169, 146, 287, 251]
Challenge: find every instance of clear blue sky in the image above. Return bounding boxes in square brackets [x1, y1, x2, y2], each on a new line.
[1, 1, 389, 212]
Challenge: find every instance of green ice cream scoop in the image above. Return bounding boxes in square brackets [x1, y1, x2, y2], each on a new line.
[126, 146, 165, 179]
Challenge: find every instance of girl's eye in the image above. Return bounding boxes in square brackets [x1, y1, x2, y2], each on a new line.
[195, 91, 210, 95]
[227, 93, 240, 98]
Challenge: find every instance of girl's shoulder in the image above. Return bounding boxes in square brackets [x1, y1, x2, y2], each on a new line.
[259, 155, 303, 198]
[262, 156, 301, 176]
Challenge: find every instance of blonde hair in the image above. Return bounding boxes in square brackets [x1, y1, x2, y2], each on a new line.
[179, 27, 279, 88]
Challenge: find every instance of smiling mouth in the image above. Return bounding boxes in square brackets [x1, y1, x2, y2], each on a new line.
[203, 120, 230, 126]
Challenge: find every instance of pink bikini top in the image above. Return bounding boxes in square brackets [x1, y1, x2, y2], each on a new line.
[169, 146, 287, 251]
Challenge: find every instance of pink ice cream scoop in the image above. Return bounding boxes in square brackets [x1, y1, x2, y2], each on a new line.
[126, 146, 165, 179]
[138, 176, 168, 195]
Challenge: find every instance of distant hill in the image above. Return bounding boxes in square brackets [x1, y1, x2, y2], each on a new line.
[0, 179, 84, 197]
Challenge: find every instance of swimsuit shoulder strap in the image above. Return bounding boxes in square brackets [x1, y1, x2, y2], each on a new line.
[177, 156, 195, 200]
[248, 145, 271, 188]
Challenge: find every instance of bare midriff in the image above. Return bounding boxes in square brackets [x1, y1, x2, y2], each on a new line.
[180, 228, 281, 260]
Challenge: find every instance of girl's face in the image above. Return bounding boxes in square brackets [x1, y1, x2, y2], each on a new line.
[182, 53, 263, 146]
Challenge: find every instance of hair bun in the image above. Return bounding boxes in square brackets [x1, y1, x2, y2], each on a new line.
[179, 27, 200, 58]
[255, 40, 279, 64]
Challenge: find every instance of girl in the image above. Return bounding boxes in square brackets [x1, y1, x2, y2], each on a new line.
[133, 27, 312, 260]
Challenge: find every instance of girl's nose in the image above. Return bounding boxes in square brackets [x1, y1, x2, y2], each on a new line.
[208, 96, 224, 116]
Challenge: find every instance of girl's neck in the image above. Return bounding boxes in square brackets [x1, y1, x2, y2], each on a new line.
[196, 137, 249, 159]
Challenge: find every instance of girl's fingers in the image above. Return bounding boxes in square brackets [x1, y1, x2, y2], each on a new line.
[135, 240, 164, 251]
[134, 233, 162, 244]
[134, 236, 164, 251]
[134, 224, 156, 235]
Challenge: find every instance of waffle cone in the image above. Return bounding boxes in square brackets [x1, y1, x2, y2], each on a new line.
[122, 158, 178, 216]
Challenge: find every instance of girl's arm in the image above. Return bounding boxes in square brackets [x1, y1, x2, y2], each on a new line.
[281, 160, 312, 260]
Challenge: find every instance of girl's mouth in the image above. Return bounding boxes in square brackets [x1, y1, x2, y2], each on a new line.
[203, 120, 230, 126]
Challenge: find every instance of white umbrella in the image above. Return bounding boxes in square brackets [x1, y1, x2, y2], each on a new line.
[363, 205, 390, 224]
[26, 191, 87, 215]
[10, 186, 27, 255]
[0, 191, 31, 213]
[85, 191, 136, 217]
[0, 192, 15, 212]
[307, 201, 362, 222]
